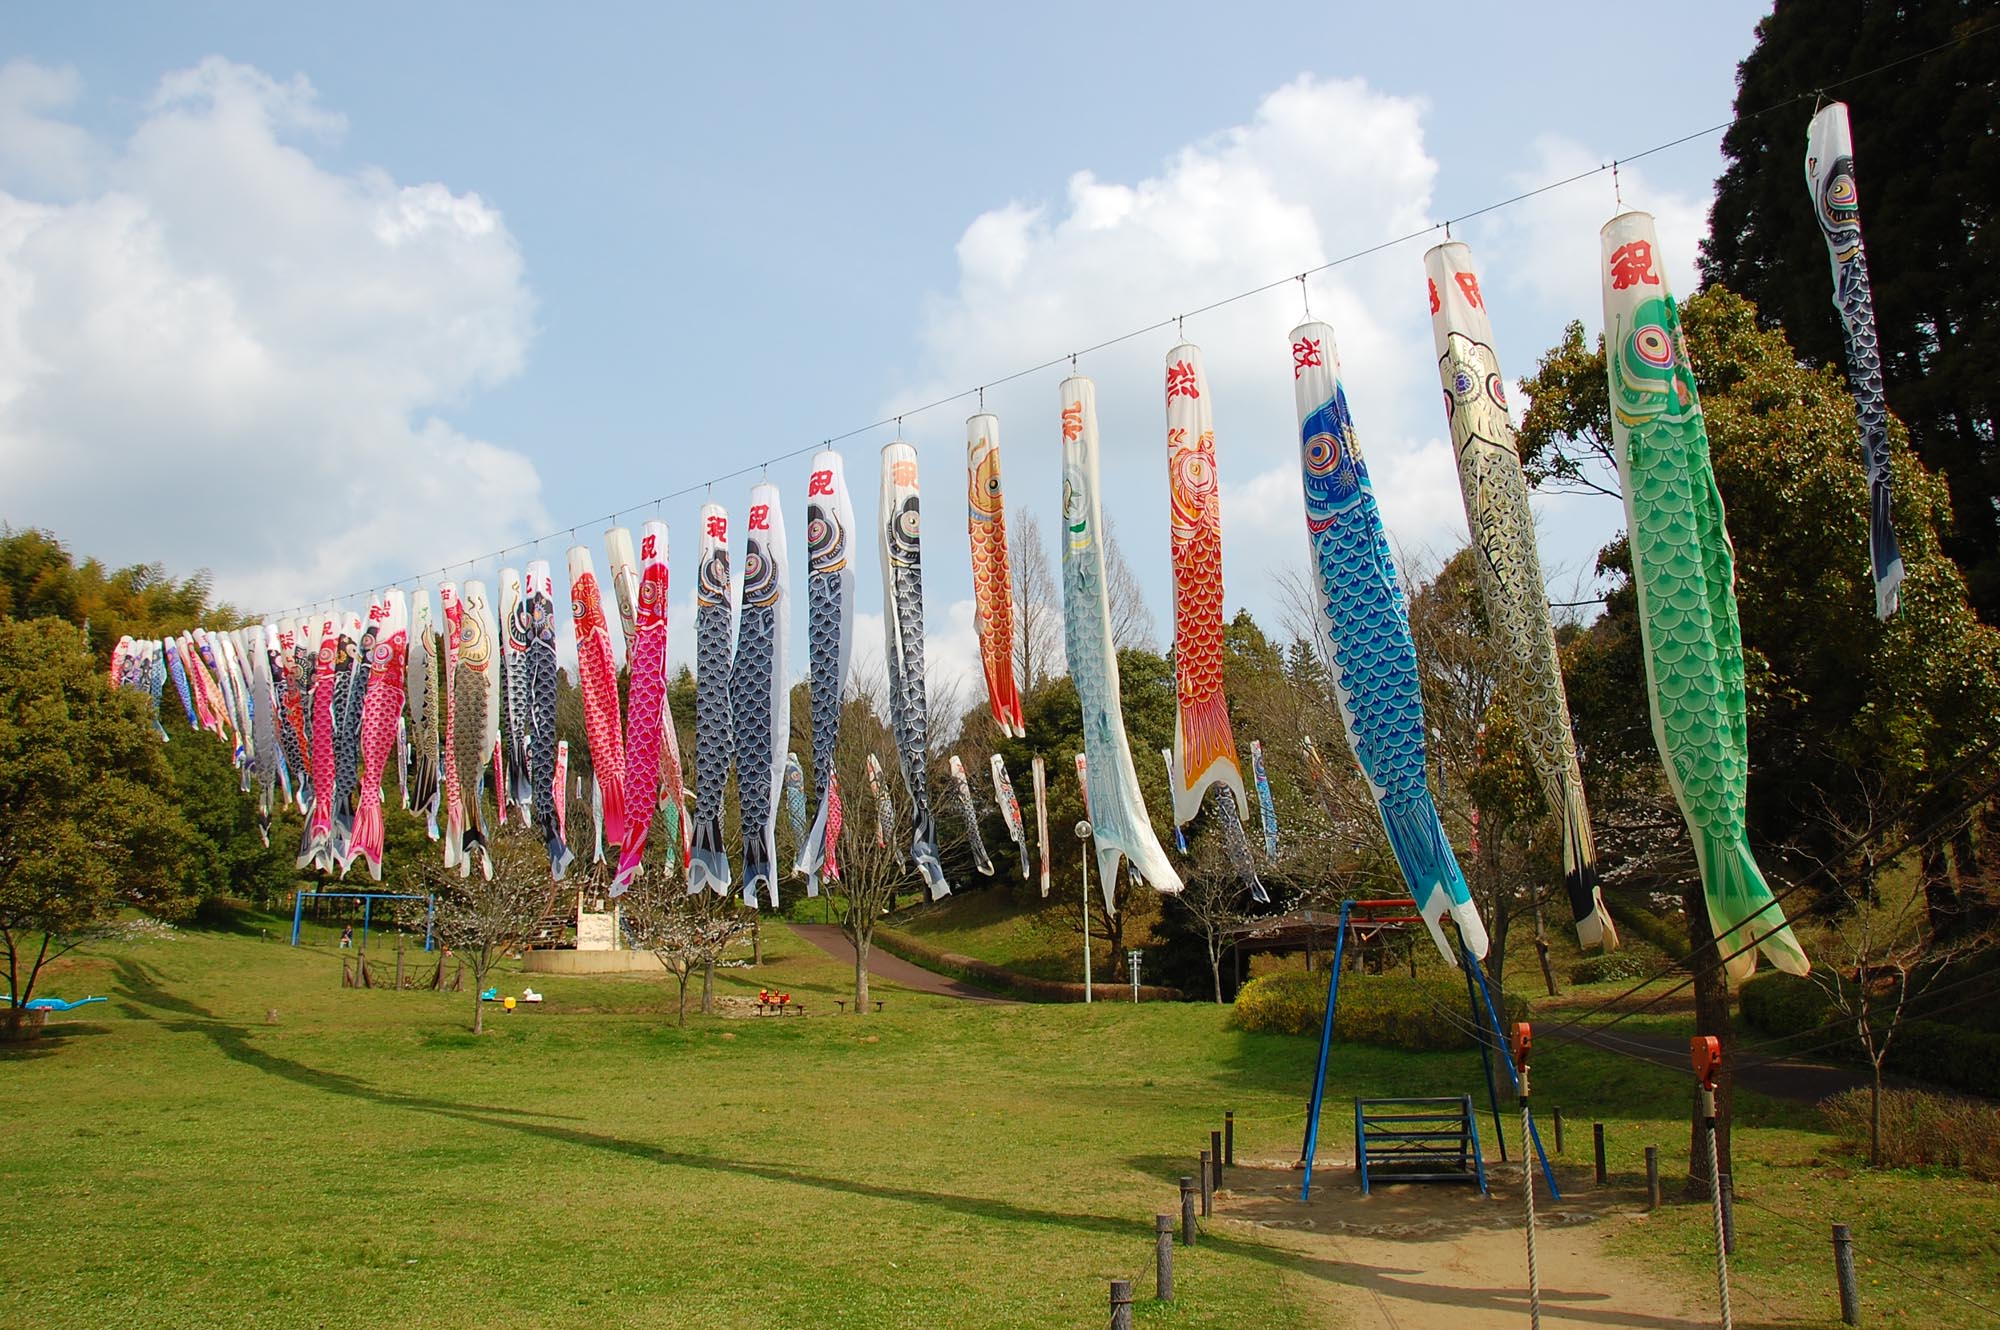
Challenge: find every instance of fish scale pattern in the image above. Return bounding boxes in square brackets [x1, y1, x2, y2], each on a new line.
[689, 506, 735, 894]
[1601, 213, 1807, 979]
[524, 564, 571, 879]
[949, 756, 993, 876]
[732, 495, 785, 906]
[1425, 240, 1615, 950]
[613, 528, 671, 892]
[1292, 320, 1482, 964]
[1165, 343, 1246, 826]
[1058, 376, 1181, 903]
[880, 443, 947, 896]
[568, 554, 627, 857]
[799, 451, 855, 892]
[1806, 103, 1902, 620]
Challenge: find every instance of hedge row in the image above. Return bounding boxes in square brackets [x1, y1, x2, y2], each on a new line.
[1738, 970, 2000, 1098]
[870, 927, 1182, 1003]
[1233, 970, 1527, 1052]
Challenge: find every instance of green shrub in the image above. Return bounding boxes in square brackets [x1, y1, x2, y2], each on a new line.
[1233, 971, 1526, 1051]
[1738, 970, 1833, 1036]
[1820, 1087, 2000, 1180]
[1885, 1020, 2000, 1098]
[1740, 972, 2000, 1097]
[1569, 950, 1653, 985]
[1606, 900, 1688, 960]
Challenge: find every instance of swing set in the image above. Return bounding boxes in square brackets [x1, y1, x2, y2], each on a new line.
[1298, 897, 1559, 1201]
[289, 890, 436, 951]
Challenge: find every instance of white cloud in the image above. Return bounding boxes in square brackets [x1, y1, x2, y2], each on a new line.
[0, 56, 543, 615]
[885, 74, 1473, 643]
[1479, 134, 1709, 341]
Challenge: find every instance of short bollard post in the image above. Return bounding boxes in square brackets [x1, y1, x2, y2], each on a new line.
[1155, 1215, 1174, 1302]
[1831, 1223, 1859, 1325]
[1199, 1149, 1213, 1216]
[1645, 1146, 1661, 1210]
[1719, 1172, 1736, 1255]
[1554, 1107, 1565, 1154]
[1211, 1130, 1225, 1189]
[1109, 1278, 1133, 1330]
[1179, 1176, 1197, 1246]
[1593, 1122, 1608, 1185]
[1225, 1111, 1235, 1166]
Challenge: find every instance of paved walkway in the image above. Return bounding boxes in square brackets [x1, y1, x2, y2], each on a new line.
[1570, 1028, 1878, 1104]
[787, 925, 1012, 1004]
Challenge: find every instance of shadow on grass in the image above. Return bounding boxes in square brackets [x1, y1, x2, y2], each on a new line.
[0, 1021, 116, 1060]
[110, 957, 1764, 1327]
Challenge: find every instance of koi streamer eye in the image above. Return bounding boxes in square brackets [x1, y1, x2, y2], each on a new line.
[1304, 432, 1339, 475]
[1486, 373, 1508, 409]
[1633, 324, 1674, 370]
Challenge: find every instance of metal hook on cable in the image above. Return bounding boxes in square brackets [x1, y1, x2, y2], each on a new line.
[1612, 160, 1623, 209]
[1298, 274, 1311, 320]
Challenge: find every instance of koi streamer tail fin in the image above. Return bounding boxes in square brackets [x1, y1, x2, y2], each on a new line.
[350, 802, 386, 882]
[1380, 794, 1486, 966]
[911, 810, 948, 900]
[1558, 776, 1618, 951]
[611, 821, 648, 895]
[688, 818, 730, 896]
[741, 831, 778, 909]
[1693, 832, 1809, 981]
[798, 786, 834, 896]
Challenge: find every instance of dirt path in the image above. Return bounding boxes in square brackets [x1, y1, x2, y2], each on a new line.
[787, 925, 1012, 1003]
[1218, 1155, 1716, 1329]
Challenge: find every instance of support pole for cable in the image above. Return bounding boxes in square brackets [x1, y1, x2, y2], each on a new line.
[1513, 1023, 1542, 1330]
[1693, 1036, 1735, 1330]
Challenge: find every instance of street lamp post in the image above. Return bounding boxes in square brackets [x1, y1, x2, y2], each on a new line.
[1076, 820, 1094, 1004]
[1128, 949, 1142, 1002]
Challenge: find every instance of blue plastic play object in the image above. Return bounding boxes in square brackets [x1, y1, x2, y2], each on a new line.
[479, 987, 499, 1002]
[1, 994, 108, 1012]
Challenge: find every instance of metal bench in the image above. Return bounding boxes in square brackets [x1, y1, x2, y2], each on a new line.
[1354, 1095, 1488, 1195]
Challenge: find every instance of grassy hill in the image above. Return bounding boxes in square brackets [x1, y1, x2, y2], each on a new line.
[3, 916, 1995, 1328]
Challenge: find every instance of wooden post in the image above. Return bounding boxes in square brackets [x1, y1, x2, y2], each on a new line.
[1155, 1215, 1174, 1302]
[1645, 1146, 1661, 1210]
[1554, 1107, 1565, 1154]
[1225, 1111, 1235, 1166]
[1211, 1130, 1224, 1190]
[1199, 1150, 1212, 1216]
[1594, 1122, 1607, 1184]
[1179, 1176, 1196, 1246]
[1831, 1224, 1859, 1325]
[1109, 1279, 1132, 1330]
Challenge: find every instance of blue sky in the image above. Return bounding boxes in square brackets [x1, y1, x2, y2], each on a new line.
[1, 2, 1770, 687]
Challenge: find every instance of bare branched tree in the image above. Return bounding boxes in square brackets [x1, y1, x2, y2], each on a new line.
[618, 879, 754, 1025]
[415, 829, 562, 1035]
[1010, 508, 1063, 693]
[828, 697, 917, 1012]
[1805, 782, 1998, 1165]
[1102, 515, 1157, 652]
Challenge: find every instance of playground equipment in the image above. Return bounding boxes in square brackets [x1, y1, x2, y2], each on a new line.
[1299, 897, 1558, 1201]
[1353, 1095, 1487, 1194]
[291, 890, 435, 950]
[1, 994, 108, 1012]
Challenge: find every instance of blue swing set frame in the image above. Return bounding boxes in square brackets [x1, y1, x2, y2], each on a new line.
[1297, 897, 1559, 1202]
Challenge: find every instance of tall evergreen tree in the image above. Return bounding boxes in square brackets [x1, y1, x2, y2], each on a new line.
[1699, 1, 2000, 612]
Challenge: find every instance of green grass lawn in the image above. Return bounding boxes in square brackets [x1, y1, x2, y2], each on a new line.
[4, 918, 1996, 1329]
